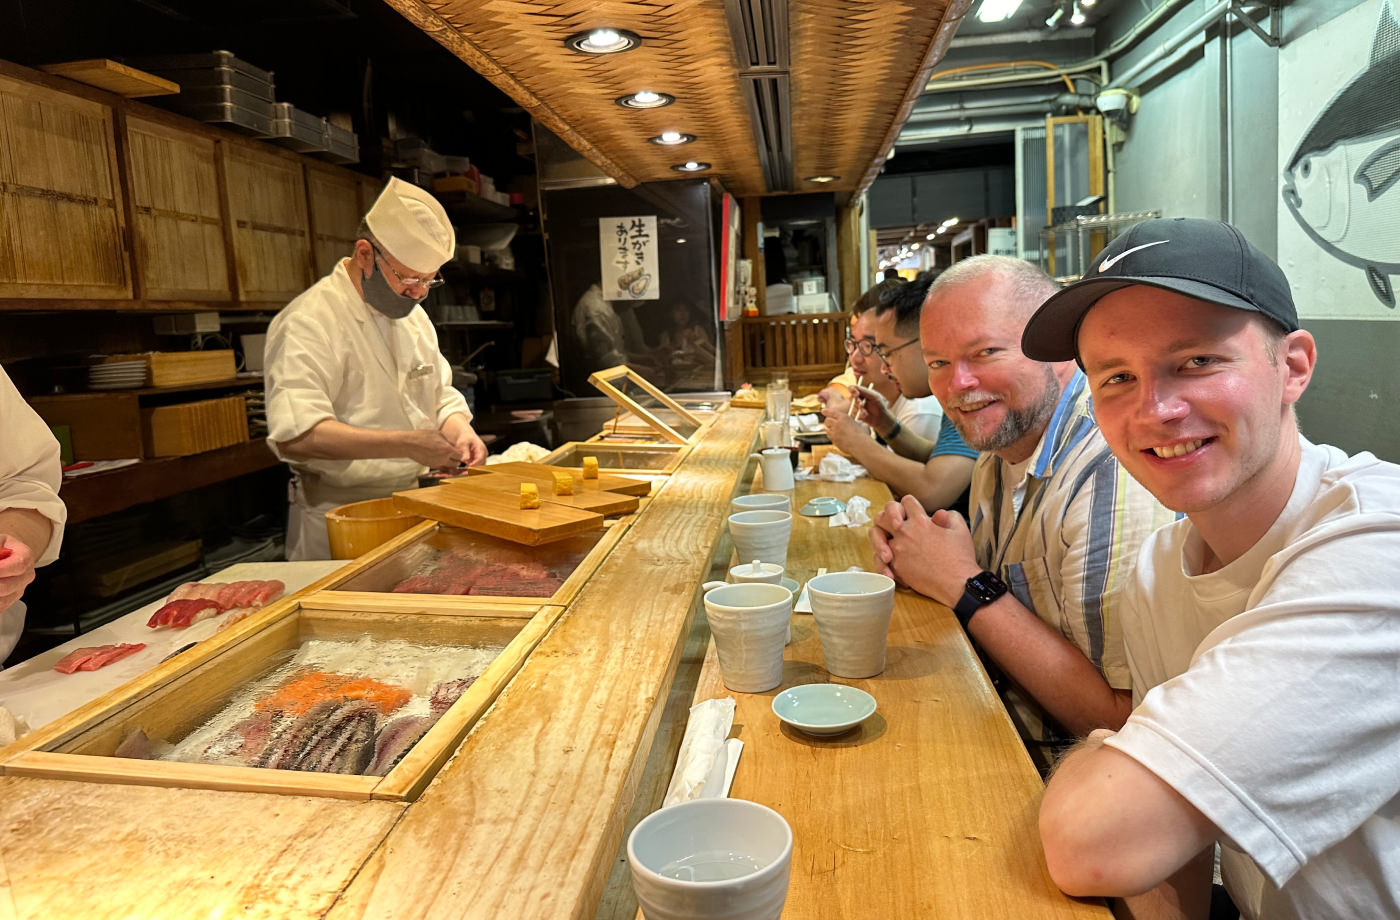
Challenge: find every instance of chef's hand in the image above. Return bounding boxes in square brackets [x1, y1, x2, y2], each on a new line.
[452, 428, 489, 468]
[879, 497, 981, 605]
[406, 430, 463, 470]
[0, 537, 38, 611]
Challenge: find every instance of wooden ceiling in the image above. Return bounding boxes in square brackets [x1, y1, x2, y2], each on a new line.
[382, 0, 973, 198]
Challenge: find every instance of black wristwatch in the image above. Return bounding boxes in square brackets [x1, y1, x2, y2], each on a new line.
[953, 569, 1008, 629]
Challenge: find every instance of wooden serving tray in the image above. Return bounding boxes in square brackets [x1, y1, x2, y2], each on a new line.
[0, 597, 563, 802]
[393, 484, 604, 546]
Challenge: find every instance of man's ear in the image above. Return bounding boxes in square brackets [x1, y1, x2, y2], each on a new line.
[1281, 329, 1316, 407]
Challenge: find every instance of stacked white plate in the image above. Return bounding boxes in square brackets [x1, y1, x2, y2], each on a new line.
[88, 360, 148, 390]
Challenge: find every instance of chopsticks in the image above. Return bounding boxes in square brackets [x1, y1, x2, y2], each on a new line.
[848, 377, 863, 418]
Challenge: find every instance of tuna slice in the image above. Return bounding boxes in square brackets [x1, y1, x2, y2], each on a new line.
[366, 714, 437, 776]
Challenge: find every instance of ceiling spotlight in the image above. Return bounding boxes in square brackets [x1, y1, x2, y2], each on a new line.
[1070, 5, 1086, 24]
[936, 227, 947, 235]
[1044, 6, 1064, 27]
[671, 161, 711, 172]
[804, 175, 840, 183]
[911, 242, 921, 250]
[565, 28, 642, 54]
[649, 131, 696, 146]
[676, 238, 687, 244]
[925, 232, 936, 240]
[616, 90, 675, 109]
[1080, 0, 1096, 6]
[976, 0, 1024, 22]
[940, 217, 959, 228]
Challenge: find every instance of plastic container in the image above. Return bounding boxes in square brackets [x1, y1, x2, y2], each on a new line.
[495, 368, 554, 403]
[324, 497, 424, 560]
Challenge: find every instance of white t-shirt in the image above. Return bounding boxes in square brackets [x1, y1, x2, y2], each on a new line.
[1107, 437, 1400, 920]
[890, 393, 943, 443]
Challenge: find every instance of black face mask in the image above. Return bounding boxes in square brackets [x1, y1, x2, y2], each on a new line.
[361, 259, 421, 320]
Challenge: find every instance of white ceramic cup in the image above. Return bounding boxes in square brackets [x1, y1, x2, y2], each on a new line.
[731, 493, 791, 515]
[628, 797, 793, 920]
[727, 509, 792, 569]
[703, 583, 791, 693]
[750, 448, 794, 491]
[807, 570, 896, 678]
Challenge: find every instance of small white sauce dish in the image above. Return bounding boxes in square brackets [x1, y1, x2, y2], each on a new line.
[771, 683, 877, 736]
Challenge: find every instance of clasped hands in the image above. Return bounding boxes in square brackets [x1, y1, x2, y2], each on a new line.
[869, 494, 981, 607]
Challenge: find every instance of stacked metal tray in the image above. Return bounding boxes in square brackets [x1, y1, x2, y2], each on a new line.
[133, 50, 276, 137]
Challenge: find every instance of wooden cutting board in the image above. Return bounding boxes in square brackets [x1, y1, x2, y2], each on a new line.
[475, 461, 653, 497]
[392, 485, 604, 546]
[445, 468, 640, 516]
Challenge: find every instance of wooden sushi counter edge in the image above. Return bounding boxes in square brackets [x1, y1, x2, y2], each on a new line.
[0, 405, 1105, 919]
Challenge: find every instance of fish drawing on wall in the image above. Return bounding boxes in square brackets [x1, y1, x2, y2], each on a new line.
[1281, 0, 1400, 307]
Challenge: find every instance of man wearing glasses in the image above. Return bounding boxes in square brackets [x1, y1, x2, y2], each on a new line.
[265, 177, 488, 560]
[821, 279, 974, 512]
[869, 256, 1174, 770]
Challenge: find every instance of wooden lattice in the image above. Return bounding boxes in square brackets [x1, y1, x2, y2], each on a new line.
[384, 0, 969, 197]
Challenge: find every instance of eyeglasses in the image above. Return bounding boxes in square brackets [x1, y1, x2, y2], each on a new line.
[370, 242, 445, 290]
[874, 337, 919, 363]
[843, 337, 877, 357]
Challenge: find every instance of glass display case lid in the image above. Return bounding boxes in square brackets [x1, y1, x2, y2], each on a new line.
[586, 364, 705, 444]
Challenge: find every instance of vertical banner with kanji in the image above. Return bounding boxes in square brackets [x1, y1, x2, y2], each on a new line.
[600, 215, 660, 300]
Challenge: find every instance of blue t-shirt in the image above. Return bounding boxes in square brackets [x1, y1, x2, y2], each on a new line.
[931, 416, 977, 460]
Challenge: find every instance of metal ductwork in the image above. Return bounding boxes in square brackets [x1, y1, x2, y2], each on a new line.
[905, 92, 1096, 123]
[725, 0, 794, 192]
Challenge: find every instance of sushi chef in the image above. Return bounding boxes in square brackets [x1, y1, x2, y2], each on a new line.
[0, 365, 66, 662]
[265, 177, 487, 560]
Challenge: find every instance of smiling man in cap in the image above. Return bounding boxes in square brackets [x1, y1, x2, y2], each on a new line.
[265, 177, 487, 560]
[1026, 217, 1400, 919]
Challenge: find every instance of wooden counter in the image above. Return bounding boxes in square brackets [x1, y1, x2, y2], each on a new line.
[674, 477, 1109, 919]
[0, 409, 1103, 918]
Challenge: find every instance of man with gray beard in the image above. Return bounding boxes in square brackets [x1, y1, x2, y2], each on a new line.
[870, 256, 1175, 769]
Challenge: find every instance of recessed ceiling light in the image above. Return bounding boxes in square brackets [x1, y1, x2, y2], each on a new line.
[648, 131, 696, 146]
[911, 242, 921, 250]
[803, 175, 840, 183]
[925, 232, 936, 240]
[671, 161, 711, 172]
[565, 28, 642, 54]
[1070, 6, 1086, 24]
[616, 90, 675, 109]
[676, 238, 687, 244]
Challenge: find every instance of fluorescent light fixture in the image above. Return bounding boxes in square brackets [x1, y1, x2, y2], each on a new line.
[976, 0, 1023, 22]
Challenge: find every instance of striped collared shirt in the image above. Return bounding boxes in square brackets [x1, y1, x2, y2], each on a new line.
[967, 371, 1177, 763]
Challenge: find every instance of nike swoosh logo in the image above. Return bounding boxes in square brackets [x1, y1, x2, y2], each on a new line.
[1099, 240, 1169, 272]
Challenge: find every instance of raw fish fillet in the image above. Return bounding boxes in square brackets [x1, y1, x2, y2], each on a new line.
[53, 643, 147, 674]
[366, 713, 436, 776]
[147, 598, 224, 629]
[257, 698, 378, 773]
[249, 579, 285, 606]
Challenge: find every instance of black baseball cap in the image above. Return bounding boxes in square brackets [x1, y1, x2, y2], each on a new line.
[1021, 217, 1300, 361]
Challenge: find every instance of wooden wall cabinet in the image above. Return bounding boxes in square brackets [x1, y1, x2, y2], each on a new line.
[0, 73, 131, 299]
[123, 115, 233, 301]
[221, 142, 313, 305]
[306, 162, 364, 278]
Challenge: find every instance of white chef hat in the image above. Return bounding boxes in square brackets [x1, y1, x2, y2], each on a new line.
[363, 177, 456, 273]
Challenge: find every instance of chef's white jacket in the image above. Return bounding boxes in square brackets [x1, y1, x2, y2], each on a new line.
[264, 259, 471, 559]
[0, 367, 67, 662]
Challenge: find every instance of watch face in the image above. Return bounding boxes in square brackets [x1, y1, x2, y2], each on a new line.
[966, 570, 1008, 604]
